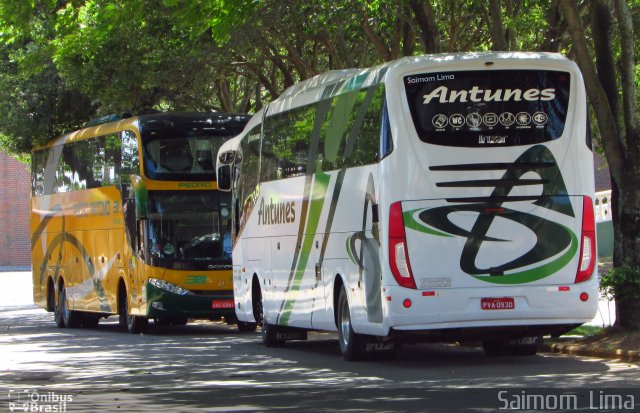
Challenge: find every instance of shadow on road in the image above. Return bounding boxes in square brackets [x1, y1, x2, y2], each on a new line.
[1, 279, 639, 412]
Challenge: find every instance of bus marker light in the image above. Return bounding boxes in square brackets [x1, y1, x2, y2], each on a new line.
[559, 286, 570, 292]
[386, 296, 392, 302]
[576, 196, 596, 283]
[580, 293, 589, 302]
[403, 299, 412, 308]
[422, 291, 436, 297]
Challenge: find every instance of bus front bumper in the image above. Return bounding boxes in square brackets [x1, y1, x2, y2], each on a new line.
[146, 281, 235, 319]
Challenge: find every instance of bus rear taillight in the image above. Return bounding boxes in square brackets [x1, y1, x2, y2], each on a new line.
[389, 202, 417, 289]
[576, 196, 596, 283]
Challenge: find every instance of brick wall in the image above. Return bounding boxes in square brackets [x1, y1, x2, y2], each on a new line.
[0, 152, 31, 267]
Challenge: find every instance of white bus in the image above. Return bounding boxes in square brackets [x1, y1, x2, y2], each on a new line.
[217, 53, 598, 360]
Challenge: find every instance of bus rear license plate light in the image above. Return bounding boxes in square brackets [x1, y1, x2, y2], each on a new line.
[211, 299, 235, 309]
[481, 297, 515, 310]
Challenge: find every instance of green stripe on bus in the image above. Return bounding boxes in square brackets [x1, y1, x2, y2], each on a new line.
[472, 226, 578, 284]
[279, 173, 330, 325]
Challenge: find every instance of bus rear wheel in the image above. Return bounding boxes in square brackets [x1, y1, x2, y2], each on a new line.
[58, 283, 81, 328]
[337, 286, 363, 361]
[262, 320, 284, 347]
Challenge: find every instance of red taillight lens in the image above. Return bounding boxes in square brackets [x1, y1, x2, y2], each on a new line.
[576, 196, 596, 283]
[389, 202, 417, 289]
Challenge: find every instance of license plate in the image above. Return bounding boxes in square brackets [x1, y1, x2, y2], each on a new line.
[211, 299, 235, 309]
[481, 297, 515, 310]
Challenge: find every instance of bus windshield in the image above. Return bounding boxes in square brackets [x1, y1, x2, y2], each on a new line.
[146, 190, 232, 269]
[143, 135, 223, 181]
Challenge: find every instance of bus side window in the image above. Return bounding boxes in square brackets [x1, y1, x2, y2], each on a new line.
[32, 150, 47, 196]
[120, 130, 140, 191]
[103, 134, 122, 186]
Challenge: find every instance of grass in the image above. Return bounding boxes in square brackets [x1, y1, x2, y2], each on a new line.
[564, 325, 604, 337]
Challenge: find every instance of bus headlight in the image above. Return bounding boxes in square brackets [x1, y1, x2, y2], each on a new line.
[148, 278, 192, 296]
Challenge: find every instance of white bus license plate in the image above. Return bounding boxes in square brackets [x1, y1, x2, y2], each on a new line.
[212, 299, 235, 309]
[481, 297, 515, 310]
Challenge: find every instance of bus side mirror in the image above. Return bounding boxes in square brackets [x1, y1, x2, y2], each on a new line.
[130, 175, 148, 219]
[218, 164, 232, 192]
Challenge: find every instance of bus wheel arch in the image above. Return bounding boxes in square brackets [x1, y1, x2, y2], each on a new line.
[117, 278, 148, 334]
[333, 274, 345, 329]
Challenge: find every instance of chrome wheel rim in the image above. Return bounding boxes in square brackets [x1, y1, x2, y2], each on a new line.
[340, 299, 350, 347]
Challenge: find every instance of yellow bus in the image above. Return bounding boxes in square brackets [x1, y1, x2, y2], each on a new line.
[31, 112, 250, 333]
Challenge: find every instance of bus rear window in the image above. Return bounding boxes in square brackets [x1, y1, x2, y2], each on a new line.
[403, 70, 570, 147]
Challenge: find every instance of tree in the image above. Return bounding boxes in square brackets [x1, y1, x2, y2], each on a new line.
[0, 0, 95, 152]
[559, 0, 640, 329]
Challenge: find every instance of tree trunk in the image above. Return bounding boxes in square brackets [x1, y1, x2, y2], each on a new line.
[560, 0, 640, 329]
[409, 0, 440, 53]
[612, 0, 640, 329]
[488, 0, 508, 50]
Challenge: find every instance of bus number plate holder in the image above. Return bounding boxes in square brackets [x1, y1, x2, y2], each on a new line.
[481, 297, 515, 310]
[212, 299, 235, 309]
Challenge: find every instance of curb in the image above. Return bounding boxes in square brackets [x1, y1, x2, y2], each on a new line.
[542, 342, 640, 362]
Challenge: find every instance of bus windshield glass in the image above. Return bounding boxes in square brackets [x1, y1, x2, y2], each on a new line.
[146, 190, 232, 269]
[143, 135, 224, 181]
[403, 70, 570, 147]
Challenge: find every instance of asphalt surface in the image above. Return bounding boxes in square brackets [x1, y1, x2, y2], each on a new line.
[1, 271, 639, 412]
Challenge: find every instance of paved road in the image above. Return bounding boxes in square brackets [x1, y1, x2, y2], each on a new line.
[1, 272, 638, 412]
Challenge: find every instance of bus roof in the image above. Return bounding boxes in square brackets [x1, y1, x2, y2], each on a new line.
[268, 52, 573, 116]
[34, 112, 250, 151]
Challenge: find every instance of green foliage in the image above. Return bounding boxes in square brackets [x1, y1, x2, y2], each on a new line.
[565, 324, 604, 337]
[600, 264, 640, 303]
[0, 0, 637, 158]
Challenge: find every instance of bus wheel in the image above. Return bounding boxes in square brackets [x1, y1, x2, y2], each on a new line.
[118, 285, 148, 334]
[237, 321, 257, 332]
[337, 286, 363, 361]
[59, 284, 81, 328]
[54, 288, 65, 328]
[127, 313, 148, 334]
[262, 321, 284, 347]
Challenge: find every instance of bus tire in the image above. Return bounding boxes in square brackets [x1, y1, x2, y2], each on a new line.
[262, 321, 284, 347]
[127, 313, 149, 334]
[237, 321, 258, 332]
[54, 287, 65, 328]
[59, 283, 81, 328]
[337, 286, 363, 361]
[118, 283, 148, 334]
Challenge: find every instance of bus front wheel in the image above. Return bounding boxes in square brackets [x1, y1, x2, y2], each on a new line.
[237, 321, 257, 332]
[118, 285, 148, 334]
[337, 286, 363, 361]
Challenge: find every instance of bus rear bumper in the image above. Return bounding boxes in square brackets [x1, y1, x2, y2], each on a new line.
[146, 282, 235, 319]
[382, 280, 599, 336]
